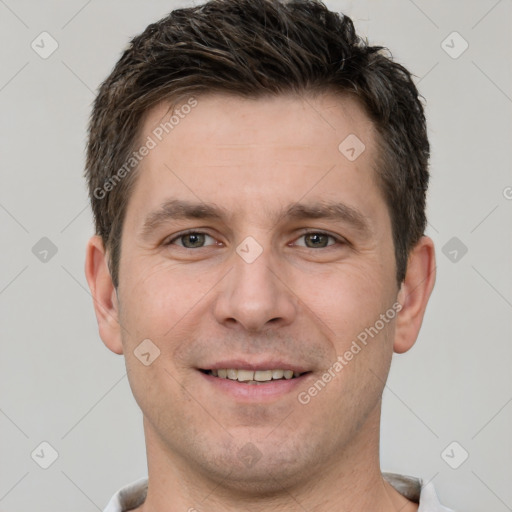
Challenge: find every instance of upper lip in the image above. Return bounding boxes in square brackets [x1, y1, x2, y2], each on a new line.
[199, 359, 310, 373]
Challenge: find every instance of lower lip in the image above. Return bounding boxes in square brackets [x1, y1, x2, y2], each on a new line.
[198, 371, 311, 401]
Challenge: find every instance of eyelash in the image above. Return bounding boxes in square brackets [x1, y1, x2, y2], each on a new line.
[164, 229, 345, 248]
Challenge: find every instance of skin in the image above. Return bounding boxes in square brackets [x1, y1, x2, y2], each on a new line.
[85, 92, 435, 512]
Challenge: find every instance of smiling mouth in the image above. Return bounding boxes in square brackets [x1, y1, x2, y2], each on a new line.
[200, 368, 310, 384]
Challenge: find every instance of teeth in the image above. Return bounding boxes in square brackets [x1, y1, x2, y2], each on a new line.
[208, 368, 302, 381]
[237, 370, 254, 382]
[254, 370, 273, 382]
[272, 369, 284, 379]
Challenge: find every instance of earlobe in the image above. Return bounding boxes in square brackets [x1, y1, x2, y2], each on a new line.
[393, 236, 436, 354]
[84, 235, 124, 355]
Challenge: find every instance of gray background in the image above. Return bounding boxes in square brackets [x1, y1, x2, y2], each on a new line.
[0, 1, 511, 510]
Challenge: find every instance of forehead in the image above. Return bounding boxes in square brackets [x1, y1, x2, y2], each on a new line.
[125, 91, 385, 231]
[141, 91, 375, 158]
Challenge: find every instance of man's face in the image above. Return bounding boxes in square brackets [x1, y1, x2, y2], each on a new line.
[113, 92, 400, 487]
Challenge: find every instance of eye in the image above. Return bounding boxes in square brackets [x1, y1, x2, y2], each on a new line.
[166, 231, 217, 248]
[294, 232, 339, 248]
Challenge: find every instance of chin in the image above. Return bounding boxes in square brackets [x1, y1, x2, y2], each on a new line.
[187, 437, 317, 495]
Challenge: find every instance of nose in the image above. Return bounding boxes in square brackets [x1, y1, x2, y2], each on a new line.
[213, 245, 298, 333]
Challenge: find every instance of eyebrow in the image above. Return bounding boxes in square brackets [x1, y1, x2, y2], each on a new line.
[281, 202, 371, 235]
[139, 198, 372, 239]
[140, 199, 227, 239]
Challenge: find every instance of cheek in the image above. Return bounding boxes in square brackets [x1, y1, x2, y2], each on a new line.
[294, 260, 395, 342]
[291, 258, 397, 399]
[119, 258, 216, 339]
[124, 357, 194, 440]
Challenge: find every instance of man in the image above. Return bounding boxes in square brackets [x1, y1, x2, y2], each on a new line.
[84, 0, 452, 510]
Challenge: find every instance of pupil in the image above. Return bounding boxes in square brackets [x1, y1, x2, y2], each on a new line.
[184, 233, 204, 248]
[306, 233, 327, 248]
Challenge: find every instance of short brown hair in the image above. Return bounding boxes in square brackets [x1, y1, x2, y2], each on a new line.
[85, 0, 429, 289]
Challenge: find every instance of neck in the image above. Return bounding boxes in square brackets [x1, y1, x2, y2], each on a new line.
[134, 402, 417, 512]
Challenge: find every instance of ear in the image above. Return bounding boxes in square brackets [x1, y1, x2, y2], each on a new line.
[84, 235, 123, 355]
[394, 236, 436, 354]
